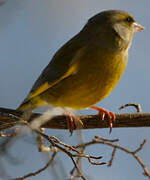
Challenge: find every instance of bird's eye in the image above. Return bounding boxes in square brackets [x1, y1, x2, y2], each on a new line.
[126, 17, 133, 23]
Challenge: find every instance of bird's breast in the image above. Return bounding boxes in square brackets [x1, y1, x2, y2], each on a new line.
[44, 49, 128, 109]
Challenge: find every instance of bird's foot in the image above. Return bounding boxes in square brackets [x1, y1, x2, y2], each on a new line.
[90, 106, 115, 133]
[63, 109, 83, 135]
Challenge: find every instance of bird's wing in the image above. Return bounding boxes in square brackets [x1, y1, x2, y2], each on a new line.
[26, 34, 85, 101]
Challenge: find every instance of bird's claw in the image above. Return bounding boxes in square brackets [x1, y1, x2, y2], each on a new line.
[90, 106, 116, 133]
[66, 113, 83, 136]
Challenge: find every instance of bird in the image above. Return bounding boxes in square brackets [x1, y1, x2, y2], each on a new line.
[17, 10, 144, 133]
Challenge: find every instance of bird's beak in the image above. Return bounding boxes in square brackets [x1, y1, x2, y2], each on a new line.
[133, 22, 144, 33]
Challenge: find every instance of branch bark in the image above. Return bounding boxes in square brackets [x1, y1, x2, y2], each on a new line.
[0, 107, 150, 131]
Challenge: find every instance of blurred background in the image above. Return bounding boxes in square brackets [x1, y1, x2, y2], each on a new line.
[0, 0, 149, 179]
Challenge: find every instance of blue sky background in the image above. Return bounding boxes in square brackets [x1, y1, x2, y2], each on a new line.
[0, 0, 150, 179]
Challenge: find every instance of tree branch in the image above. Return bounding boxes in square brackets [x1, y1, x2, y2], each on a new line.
[0, 107, 150, 131]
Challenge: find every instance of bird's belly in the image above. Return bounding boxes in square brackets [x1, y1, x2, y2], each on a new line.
[41, 55, 127, 109]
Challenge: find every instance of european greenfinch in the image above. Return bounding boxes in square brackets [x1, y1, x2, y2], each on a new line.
[17, 10, 144, 132]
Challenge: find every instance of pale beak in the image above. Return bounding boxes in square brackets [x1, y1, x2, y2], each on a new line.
[133, 22, 144, 33]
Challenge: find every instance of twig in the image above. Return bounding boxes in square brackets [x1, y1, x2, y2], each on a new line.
[0, 106, 150, 179]
[74, 136, 150, 178]
[13, 152, 57, 180]
[107, 147, 117, 167]
[32, 129, 86, 180]
[133, 139, 146, 154]
[1, 107, 150, 131]
[49, 136, 105, 165]
[70, 131, 85, 178]
[119, 103, 142, 113]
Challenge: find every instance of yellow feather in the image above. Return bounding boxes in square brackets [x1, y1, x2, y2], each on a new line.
[28, 60, 79, 100]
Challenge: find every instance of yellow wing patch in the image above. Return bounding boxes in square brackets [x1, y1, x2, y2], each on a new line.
[29, 82, 50, 99]
[28, 46, 86, 101]
[28, 60, 79, 100]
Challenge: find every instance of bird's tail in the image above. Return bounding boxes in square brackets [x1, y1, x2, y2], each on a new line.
[17, 96, 47, 112]
[17, 99, 32, 111]
[0, 97, 46, 131]
[0, 107, 24, 131]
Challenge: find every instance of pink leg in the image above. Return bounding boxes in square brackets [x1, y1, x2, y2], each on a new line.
[90, 106, 116, 133]
[65, 111, 83, 135]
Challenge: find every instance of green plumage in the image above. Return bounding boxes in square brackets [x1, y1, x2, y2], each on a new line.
[17, 10, 143, 111]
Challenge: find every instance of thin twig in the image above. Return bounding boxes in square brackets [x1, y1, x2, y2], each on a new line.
[74, 136, 150, 178]
[119, 103, 142, 113]
[108, 147, 117, 167]
[32, 129, 86, 180]
[133, 139, 146, 154]
[13, 152, 57, 180]
[70, 131, 85, 178]
[0, 106, 150, 179]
